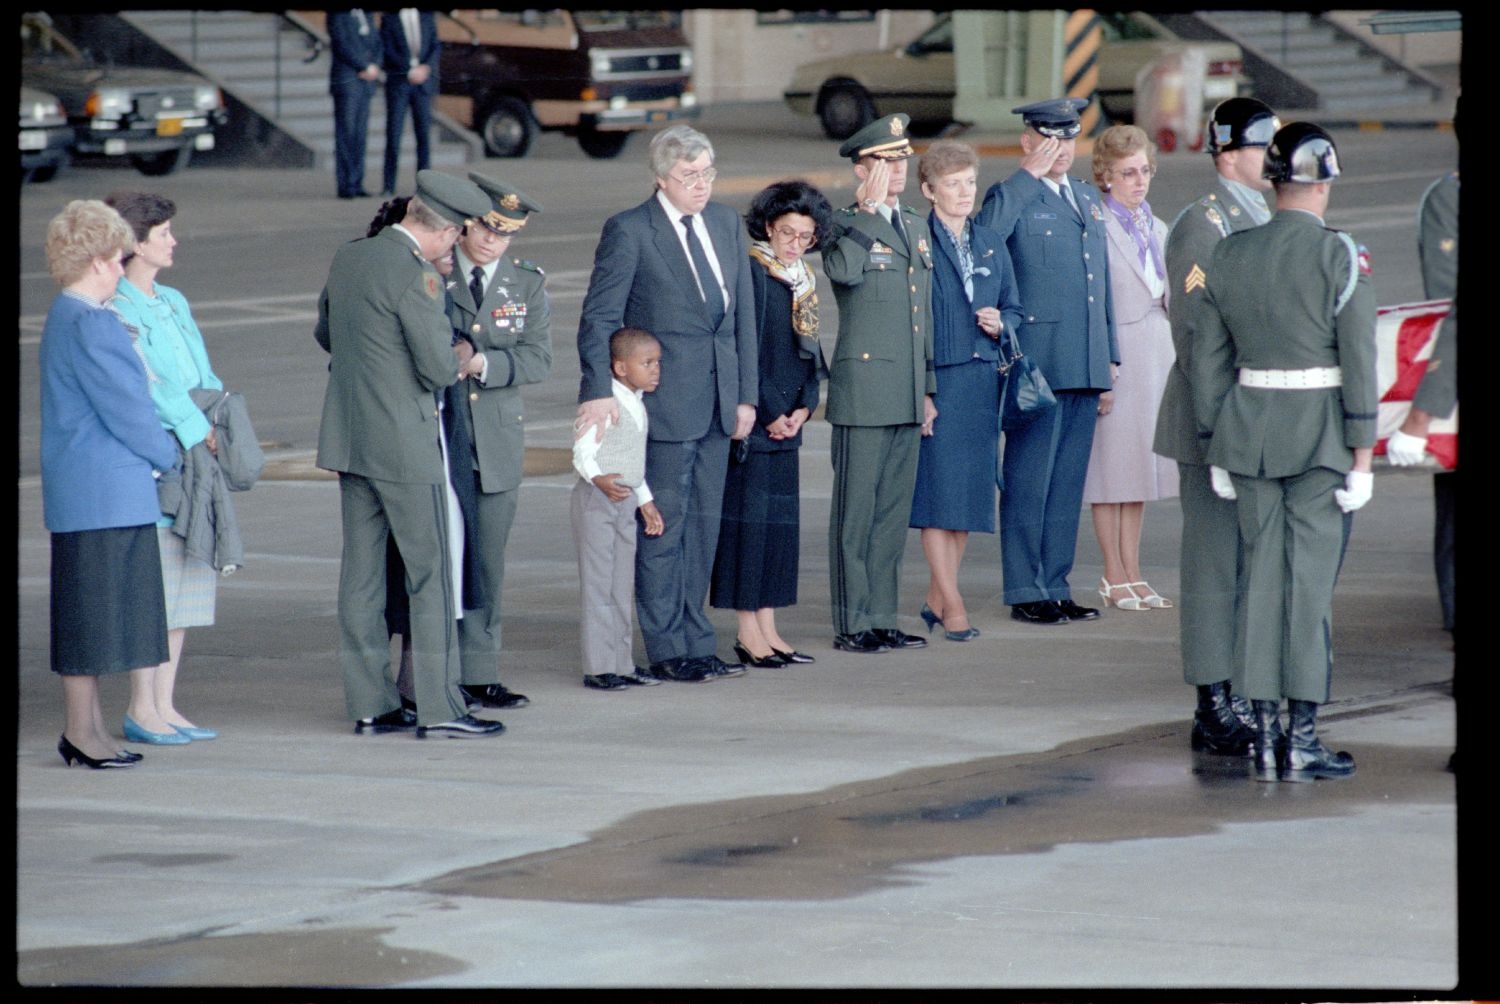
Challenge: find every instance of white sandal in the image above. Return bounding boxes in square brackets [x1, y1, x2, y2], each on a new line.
[1097, 577, 1148, 611]
[1129, 581, 1173, 609]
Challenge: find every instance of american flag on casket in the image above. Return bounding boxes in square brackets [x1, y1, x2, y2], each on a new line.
[1374, 298, 1456, 470]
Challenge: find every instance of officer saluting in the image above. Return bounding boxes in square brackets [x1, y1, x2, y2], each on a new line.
[1188, 123, 1377, 782]
[1155, 97, 1279, 757]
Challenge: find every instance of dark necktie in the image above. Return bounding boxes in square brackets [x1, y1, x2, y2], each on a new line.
[1060, 181, 1082, 220]
[680, 214, 725, 327]
[889, 203, 908, 249]
[469, 265, 486, 307]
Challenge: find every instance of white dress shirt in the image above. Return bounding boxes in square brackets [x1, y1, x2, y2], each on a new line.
[655, 189, 729, 309]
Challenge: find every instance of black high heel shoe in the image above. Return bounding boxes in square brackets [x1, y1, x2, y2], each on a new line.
[771, 647, 815, 664]
[733, 641, 788, 668]
[58, 735, 138, 769]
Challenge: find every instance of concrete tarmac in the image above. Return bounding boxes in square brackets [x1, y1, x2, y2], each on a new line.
[17, 102, 1470, 994]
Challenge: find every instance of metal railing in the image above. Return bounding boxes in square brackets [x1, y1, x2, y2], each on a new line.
[179, 11, 324, 120]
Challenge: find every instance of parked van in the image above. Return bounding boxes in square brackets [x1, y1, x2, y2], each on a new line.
[437, 9, 698, 160]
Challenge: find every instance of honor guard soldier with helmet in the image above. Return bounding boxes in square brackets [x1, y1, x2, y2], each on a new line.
[1155, 97, 1279, 758]
[823, 112, 936, 654]
[443, 173, 552, 713]
[1188, 123, 1377, 782]
[976, 97, 1119, 627]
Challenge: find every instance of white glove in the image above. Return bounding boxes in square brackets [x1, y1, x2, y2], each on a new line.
[1209, 465, 1237, 501]
[1334, 470, 1374, 513]
[1385, 428, 1428, 466]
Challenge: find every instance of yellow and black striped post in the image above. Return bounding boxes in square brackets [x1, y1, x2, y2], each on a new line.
[1064, 9, 1104, 135]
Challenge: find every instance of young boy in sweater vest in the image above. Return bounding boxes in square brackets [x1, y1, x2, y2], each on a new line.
[571, 327, 665, 690]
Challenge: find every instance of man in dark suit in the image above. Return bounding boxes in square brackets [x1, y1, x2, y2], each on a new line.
[822, 113, 935, 654]
[575, 124, 757, 683]
[443, 172, 552, 711]
[315, 169, 503, 739]
[977, 98, 1118, 626]
[379, 8, 438, 197]
[328, 9, 383, 199]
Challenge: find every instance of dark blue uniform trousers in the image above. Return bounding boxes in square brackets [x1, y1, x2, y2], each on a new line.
[1000, 389, 1099, 605]
[636, 424, 730, 665]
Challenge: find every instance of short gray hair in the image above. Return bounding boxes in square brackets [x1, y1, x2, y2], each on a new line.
[650, 125, 714, 179]
[402, 195, 449, 232]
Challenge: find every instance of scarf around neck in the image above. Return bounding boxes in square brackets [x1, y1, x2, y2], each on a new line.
[749, 241, 823, 367]
[1104, 194, 1164, 279]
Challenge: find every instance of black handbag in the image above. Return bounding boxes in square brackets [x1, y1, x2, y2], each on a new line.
[998, 326, 1055, 431]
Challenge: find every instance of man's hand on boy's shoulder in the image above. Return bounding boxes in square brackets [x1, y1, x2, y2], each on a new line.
[592, 472, 633, 502]
[639, 500, 663, 537]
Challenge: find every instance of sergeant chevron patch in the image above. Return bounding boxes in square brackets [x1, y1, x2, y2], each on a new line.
[1184, 264, 1207, 294]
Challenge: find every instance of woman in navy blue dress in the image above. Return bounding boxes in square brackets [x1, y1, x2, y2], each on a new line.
[909, 141, 1023, 640]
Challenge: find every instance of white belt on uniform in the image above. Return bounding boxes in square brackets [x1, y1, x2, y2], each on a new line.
[1237, 366, 1342, 389]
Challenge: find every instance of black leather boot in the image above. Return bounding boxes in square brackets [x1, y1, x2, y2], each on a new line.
[1251, 699, 1285, 782]
[1191, 681, 1254, 755]
[1284, 699, 1355, 781]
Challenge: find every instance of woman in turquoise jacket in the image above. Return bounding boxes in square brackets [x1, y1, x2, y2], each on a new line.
[107, 191, 224, 745]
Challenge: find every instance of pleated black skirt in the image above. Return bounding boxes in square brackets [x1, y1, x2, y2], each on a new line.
[50, 524, 169, 676]
[710, 449, 801, 611]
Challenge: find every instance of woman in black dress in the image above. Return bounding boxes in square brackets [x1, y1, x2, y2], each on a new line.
[710, 181, 832, 666]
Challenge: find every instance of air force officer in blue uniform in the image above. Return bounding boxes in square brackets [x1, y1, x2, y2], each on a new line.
[977, 98, 1119, 625]
[328, 10, 383, 199]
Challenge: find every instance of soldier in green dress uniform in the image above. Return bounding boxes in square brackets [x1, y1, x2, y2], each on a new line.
[823, 113, 937, 654]
[1189, 124, 1377, 781]
[1154, 97, 1279, 756]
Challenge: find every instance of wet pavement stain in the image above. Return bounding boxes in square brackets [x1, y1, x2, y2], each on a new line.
[416, 697, 1452, 905]
[17, 926, 467, 987]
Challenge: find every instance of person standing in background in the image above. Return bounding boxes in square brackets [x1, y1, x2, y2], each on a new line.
[328, 9, 383, 200]
[380, 8, 437, 197]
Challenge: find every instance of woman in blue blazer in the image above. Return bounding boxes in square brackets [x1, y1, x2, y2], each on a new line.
[106, 191, 226, 745]
[40, 200, 180, 769]
[909, 141, 1023, 641]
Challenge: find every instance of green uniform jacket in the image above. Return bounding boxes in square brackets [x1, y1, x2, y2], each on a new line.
[1414, 172, 1458, 416]
[446, 255, 552, 493]
[1190, 209, 1378, 478]
[821, 203, 935, 426]
[1154, 179, 1265, 463]
[314, 227, 459, 483]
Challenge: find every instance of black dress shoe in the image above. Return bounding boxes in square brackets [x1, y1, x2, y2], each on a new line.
[872, 627, 927, 649]
[462, 683, 530, 709]
[646, 657, 712, 683]
[834, 631, 890, 653]
[626, 667, 663, 686]
[771, 647, 815, 664]
[584, 673, 631, 691]
[695, 655, 746, 678]
[1056, 599, 1100, 621]
[416, 714, 506, 738]
[1011, 601, 1068, 625]
[355, 707, 418, 734]
[734, 640, 788, 668]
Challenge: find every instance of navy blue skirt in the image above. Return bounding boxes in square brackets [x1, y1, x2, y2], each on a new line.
[51, 524, 169, 676]
[910, 358, 1000, 532]
[710, 448, 801, 611]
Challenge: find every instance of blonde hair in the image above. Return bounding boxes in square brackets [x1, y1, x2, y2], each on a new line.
[918, 139, 979, 188]
[45, 200, 134, 286]
[1091, 125, 1157, 190]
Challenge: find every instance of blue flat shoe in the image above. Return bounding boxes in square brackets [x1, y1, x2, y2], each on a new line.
[171, 723, 217, 740]
[123, 715, 192, 745]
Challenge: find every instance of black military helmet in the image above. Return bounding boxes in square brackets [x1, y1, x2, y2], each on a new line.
[1204, 97, 1279, 155]
[1262, 122, 1341, 183]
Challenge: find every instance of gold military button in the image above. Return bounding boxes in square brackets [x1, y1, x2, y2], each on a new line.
[914, 324, 920, 333]
[861, 352, 870, 360]
[910, 285, 916, 293]
[912, 305, 919, 313]
[432, 409, 439, 417]
[472, 324, 481, 334]
[878, 264, 886, 270]
[470, 392, 479, 401]
[908, 266, 914, 275]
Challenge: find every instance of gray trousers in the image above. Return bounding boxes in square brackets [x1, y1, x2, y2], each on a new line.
[829, 423, 920, 634]
[1231, 467, 1344, 703]
[572, 478, 639, 677]
[1176, 461, 1244, 687]
[457, 483, 519, 686]
[337, 472, 465, 726]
